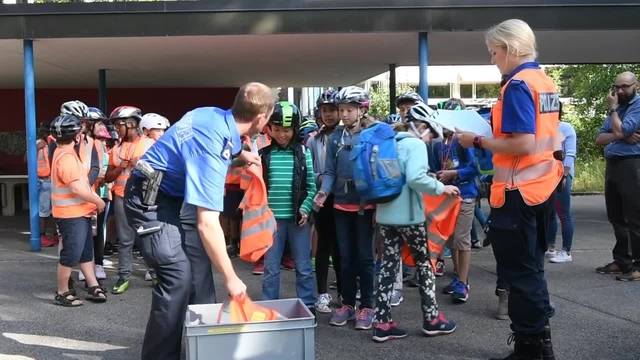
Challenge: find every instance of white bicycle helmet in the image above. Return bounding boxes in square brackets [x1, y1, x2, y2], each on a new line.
[140, 113, 169, 131]
[407, 102, 443, 139]
[60, 100, 89, 118]
[335, 86, 370, 109]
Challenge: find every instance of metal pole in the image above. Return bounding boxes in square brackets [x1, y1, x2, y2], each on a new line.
[24, 39, 40, 252]
[389, 63, 396, 114]
[98, 69, 107, 113]
[418, 32, 429, 103]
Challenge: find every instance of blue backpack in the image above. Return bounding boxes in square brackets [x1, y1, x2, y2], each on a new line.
[351, 122, 405, 204]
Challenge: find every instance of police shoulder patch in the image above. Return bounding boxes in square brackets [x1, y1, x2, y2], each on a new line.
[539, 92, 560, 114]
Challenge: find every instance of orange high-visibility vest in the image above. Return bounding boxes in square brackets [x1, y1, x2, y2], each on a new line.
[111, 137, 154, 198]
[226, 134, 271, 186]
[51, 146, 96, 218]
[490, 68, 563, 208]
[402, 194, 461, 269]
[37, 144, 51, 178]
[238, 162, 277, 263]
[217, 295, 283, 324]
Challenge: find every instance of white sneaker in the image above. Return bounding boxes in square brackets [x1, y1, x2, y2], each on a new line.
[77, 270, 85, 281]
[144, 270, 154, 281]
[315, 293, 333, 313]
[95, 265, 107, 280]
[544, 248, 557, 257]
[390, 289, 404, 307]
[550, 250, 572, 263]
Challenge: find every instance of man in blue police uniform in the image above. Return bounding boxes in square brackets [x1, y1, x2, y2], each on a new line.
[595, 71, 640, 281]
[124, 82, 275, 360]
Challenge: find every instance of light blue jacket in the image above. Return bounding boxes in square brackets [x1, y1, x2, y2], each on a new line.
[376, 132, 445, 226]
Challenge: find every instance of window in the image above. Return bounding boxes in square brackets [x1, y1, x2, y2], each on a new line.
[460, 84, 473, 99]
[428, 85, 450, 98]
[476, 83, 500, 98]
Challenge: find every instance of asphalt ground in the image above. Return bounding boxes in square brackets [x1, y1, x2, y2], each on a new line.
[0, 195, 638, 360]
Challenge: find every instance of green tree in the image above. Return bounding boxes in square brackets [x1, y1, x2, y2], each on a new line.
[368, 83, 418, 119]
[548, 64, 640, 160]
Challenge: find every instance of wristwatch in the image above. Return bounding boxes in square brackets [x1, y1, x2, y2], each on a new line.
[473, 136, 484, 149]
[608, 107, 618, 116]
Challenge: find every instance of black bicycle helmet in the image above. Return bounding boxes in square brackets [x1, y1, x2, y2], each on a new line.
[85, 107, 107, 121]
[269, 101, 301, 129]
[316, 88, 338, 108]
[50, 114, 82, 141]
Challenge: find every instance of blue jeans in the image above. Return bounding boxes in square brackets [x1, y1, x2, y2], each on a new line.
[547, 176, 574, 252]
[263, 219, 316, 307]
[334, 209, 375, 309]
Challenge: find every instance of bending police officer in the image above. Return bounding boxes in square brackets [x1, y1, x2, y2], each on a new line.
[124, 83, 275, 360]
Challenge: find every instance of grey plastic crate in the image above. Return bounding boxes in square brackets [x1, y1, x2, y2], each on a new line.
[184, 298, 316, 360]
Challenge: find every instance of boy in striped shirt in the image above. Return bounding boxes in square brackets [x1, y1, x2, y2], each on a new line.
[260, 101, 318, 315]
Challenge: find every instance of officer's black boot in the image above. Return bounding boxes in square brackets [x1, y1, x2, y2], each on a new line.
[542, 321, 556, 360]
[490, 333, 544, 360]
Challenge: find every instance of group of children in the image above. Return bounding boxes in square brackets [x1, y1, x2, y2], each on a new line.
[225, 86, 494, 342]
[39, 88, 492, 343]
[37, 100, 170, 306]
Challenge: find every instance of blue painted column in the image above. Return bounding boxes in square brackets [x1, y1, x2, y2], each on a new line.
[418, 32, 429, 103]
[24, 40, 40, 252]
[389, 63, 396, 114]
[98, 69, 107, 113]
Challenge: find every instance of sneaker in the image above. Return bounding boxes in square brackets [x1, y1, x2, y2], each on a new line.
[390, 290, 404, 307]
[442, 276, 459, 295]
[281, 257, 295, 271]
[40, 234, 58, 247]
[434, 259, 445, 277]
[329, 305, 355, 326]
[443, 248, 452, 259]
[549, 250, 572, 263]
[544, 248, 557, 258]
[144, 270, 156, 282]
[471, 240, 482, 249]
[452, 281, 469, 303]
[315, 293, 333, 314]
[111, 278, 129, 294]
[95, 265, 107, 280]
[421, 312, 456, 336]
[616, 269, 640, 282]
[372, 321, 408, 343]
[77, 270, 86, 281]
[354, 308, 374, 330]
[596, 261, 628, 274]
[252, 261, 264, 275]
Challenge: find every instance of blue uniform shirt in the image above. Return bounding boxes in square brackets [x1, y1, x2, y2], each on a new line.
[501, 62, 540, 134]
[141, 107, 242, 211]
[598, 94, 640, 158]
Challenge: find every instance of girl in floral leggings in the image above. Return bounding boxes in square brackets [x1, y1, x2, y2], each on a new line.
[372, 105, 460, 342]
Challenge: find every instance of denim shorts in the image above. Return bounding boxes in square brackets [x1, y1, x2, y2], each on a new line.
[57, 217, 94, 267]
[38, 178, 51, 218]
